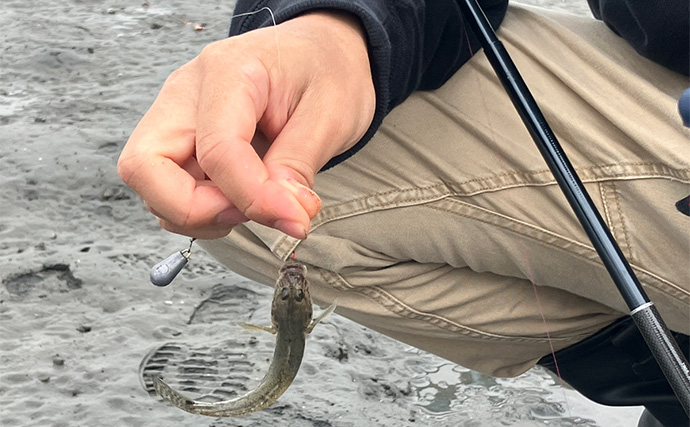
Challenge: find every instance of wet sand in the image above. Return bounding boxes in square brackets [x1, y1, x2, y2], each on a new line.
[0, 1, 643, 425]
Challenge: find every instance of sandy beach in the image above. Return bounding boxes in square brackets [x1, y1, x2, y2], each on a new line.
[1, 0, 645, 425]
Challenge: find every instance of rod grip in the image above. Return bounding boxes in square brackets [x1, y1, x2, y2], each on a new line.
[631, 303, 690, 416]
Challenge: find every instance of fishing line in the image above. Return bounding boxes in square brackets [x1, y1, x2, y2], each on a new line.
[519, 241, 573, 418]
[460, 20, 574, 415]
[461, 16, 576, 413]
[459, 0, 690, 414]
[460, 19, 572, 411]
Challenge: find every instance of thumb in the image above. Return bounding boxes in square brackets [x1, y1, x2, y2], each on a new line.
[261, 83, 374, 227]
[261, 97, 361, 224]
[259, 126, 327, 223]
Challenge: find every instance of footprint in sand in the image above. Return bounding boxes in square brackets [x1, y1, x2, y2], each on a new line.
[2, 263, 82, 301]
[139, 283, 269, 403]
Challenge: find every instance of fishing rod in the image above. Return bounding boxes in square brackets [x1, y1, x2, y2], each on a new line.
[457, 0, 690, 415]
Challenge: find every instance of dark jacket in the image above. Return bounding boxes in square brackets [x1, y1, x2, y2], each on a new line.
[229, 0, 689, 169]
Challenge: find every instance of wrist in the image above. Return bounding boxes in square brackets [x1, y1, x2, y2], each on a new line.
[282, 10, 370, 71]
[293, 10, 367, 43]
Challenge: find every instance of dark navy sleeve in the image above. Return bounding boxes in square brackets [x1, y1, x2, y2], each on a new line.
[229, 0, 508, 169]
[587, 0, 689, 76]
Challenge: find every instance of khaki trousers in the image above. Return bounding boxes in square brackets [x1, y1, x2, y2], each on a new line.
[201, 4, 690, 377]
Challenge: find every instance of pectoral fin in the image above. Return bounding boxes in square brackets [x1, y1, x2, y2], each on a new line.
[307, 300, 338, 334]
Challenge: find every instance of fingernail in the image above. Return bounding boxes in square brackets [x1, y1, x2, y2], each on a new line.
[275, 219, 308, 240]
[278, 178, 321, 217]
[278, 178, 314, 196]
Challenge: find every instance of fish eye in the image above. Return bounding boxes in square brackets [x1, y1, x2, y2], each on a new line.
[280, 287, 290, 300]
[294, 289, 304, 302]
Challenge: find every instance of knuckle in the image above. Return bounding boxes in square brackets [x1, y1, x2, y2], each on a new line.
[242, 197, 260, 219]
[194, 131, 227, 173]
[177, 209, 196, 231]
[162, 66, 187, 88]
[199, 39, 268, 91]
[284, 158, 317, 188]
[163, 205, 198, 232]
[116, 149, 142, 187]
[117, 138, 158, 192]
[198, 39, 226, 59]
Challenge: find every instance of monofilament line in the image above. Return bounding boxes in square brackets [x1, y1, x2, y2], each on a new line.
[231, 7, 281, 70]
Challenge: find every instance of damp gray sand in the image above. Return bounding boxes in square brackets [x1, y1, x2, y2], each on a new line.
[0, 0, 643, 425]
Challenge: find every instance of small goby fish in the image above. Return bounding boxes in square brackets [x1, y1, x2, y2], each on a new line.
[153, 259, 336, 417]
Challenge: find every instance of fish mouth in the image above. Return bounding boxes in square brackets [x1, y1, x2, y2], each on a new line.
[279, 260, 307, 276]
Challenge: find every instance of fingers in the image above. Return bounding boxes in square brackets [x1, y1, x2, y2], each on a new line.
[118, 67, 244, 238]
[119, 12, 374, 240]
[119, 47, 309, 239]
[188, 14, 374, 238]
[192, 43, 319, 238]
[143, 183, 249, 239]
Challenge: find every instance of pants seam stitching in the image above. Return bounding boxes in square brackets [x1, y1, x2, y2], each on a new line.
[425, 199, 690, 303]
[312, 265, 592, 344]
[314, 164, 690, 229]
[610, 181, 633, 261]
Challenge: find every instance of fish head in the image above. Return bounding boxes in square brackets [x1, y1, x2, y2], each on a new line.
[272, 260, 313, 330]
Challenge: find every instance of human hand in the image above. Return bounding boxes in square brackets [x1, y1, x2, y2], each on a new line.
[118, 11, 375, 239]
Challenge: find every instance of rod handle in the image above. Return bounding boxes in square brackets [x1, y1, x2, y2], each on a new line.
[631, 303, 690, 416]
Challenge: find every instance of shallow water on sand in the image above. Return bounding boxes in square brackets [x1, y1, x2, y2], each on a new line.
[0, 0, 646, 425]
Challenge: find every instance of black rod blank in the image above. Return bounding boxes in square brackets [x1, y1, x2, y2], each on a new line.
[457, 0, 690, 415]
